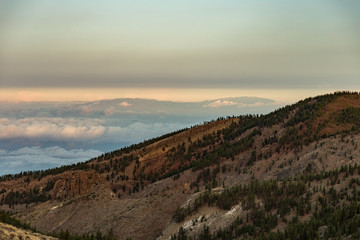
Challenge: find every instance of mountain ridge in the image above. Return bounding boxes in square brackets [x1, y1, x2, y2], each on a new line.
[1, 91, 360, 240]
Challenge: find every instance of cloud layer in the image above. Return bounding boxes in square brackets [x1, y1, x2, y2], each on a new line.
[0, 97, 283, 175]
[0, 146, 102, 175]
[204, 100, 238, 108]
[0, 118, 106, 140]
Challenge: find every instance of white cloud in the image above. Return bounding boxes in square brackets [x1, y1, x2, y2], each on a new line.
[237, 102, 265, 108]
[0, 117, 191, 147]
[236, 101, 282, 108]
[0, 146, 102, 175]
[119, 101, 131, 107]
[204, 100, 237, 108]
[104, 101, 132, 116]
[0, 121, 191, 175]
[0, 118, 106, 140]
[2, 146, 102, 161]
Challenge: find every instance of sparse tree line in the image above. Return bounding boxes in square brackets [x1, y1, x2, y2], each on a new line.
[171, 163, 360, 240]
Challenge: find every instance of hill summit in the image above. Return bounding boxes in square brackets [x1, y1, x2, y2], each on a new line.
[1, 91, 360, 240]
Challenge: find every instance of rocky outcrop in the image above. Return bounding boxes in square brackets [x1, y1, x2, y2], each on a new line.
[51, 170, 104, 200]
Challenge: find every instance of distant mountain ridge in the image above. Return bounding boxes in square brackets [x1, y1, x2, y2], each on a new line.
[0, 96, 277, 118]
[1, 91, 360, 240]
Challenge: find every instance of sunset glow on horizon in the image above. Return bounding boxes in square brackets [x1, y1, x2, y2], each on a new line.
[0, 88, 352, 104]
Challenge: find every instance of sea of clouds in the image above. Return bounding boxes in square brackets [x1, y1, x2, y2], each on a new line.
[0, 97, 282, 175]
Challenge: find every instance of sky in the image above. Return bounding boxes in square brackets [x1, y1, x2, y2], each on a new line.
[1, 0, 359, 101]
[0, 1, 360, 175]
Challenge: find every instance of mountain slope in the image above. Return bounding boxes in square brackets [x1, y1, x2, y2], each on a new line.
[1, 91, 360, 240]
[0, 222, 59, 240]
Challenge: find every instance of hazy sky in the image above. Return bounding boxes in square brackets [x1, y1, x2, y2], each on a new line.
[1, 1, 360, 102]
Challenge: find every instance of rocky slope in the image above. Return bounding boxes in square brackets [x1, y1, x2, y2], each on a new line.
[1, 91, 360, 240]
[0, 222, 58, 240]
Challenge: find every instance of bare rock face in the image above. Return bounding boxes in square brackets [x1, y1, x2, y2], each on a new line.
[318, 225, 328, 239]
[52, 171, 104, 200]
